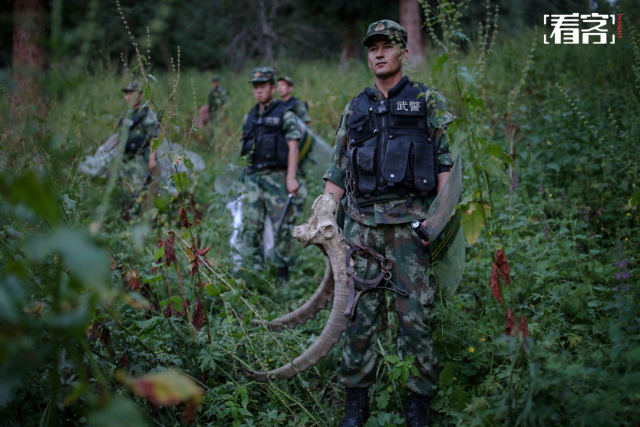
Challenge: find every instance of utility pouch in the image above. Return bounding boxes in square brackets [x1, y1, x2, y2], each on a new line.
[413, 140, 436, 194]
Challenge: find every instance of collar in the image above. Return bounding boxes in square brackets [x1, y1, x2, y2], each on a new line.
[368, 75, 410, 100]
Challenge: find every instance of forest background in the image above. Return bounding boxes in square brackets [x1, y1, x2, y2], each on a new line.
[1, 0, 640, 426]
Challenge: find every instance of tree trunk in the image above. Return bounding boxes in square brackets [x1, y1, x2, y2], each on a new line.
[12, 0, 47, 120]
[340, 26, 360, 68]
[257, 0, 275, 65]
[400, 0, 425, 67]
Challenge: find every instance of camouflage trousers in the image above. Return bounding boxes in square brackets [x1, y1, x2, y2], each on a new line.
[243, 170, 307, 269]
[340, 218, 439, 396]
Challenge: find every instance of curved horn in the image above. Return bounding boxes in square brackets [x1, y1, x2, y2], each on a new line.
[251, 260, 334, 332]
[241, 194, 348, 381]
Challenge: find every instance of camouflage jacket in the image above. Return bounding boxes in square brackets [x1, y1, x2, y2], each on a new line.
[208, 86, 229, 113]
[241, 99, 301, 175]
[323, 78, 454, 226]
[283, 97, 311, 124]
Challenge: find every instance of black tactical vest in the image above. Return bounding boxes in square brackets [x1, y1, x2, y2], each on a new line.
[347, 77, 437, 199]
[241, 101, 290, 172]
[282, 97, 299, 110]
[122, 106, 152, 159]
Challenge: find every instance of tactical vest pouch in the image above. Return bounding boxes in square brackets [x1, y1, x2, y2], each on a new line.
[390, 99, 426, 129]
[381, 137, 411, 185]
[349, 111, 375, 143]
[350, 138, 377, 196]
[413, 140, 436, 194]
[260, 134, 277, 161]
[241, 138, 254, 157]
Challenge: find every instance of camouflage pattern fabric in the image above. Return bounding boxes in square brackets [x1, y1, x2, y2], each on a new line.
[323, 85, 454, 226]
[292, 99, 311, 124]
[339, 217, 438, 396]
[208, 86, 228, 115]
[243, 171, 307, 268]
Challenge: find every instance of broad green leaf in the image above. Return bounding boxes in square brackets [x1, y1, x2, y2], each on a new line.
[439, 364, 454, 387]
[87, 397, 146, 427]
[151, 137, 162, 151]
[27, 228, 111, 300]
[142, 274, 162, 283]
[153, 247, 165, 260]
[384, 354, 400, 364]
[3, 172, 61, 225]
[461, 202, 490, 245]
[171, 172, 189, 193]
[432, 53, 449, 75]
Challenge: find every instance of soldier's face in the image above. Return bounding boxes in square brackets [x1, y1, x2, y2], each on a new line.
[366, 38, 407, 79]
[124, 90, 142, 106]
[277, 81, 293, 98]
[252, 82, 275, 104]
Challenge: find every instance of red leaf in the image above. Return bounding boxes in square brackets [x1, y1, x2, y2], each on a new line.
[192, 296, 205, 331]
[124, 270, 142, 291]
[198, 246, 211, 257]
[490, 262, 502, 303]
[118, 353, 129, 370]
[164, 233, 177, 266]
[504, 308, 515, 336]
[519, 315, 530, 338]
[163, 304, 173, 318]
[179, 207, 191, 229]
[180, 299, 189, 318]
[496, 249, 511, 285]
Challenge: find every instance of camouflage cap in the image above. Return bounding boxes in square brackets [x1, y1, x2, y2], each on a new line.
[362, 19, 408, 47]
[277, 76, 294, 86]
[249, 67, 275, 84]
[122, 81, 142, 93]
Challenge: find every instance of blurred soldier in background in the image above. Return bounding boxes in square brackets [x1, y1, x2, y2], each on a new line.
[241, 67, 307, 282]
[119, 81, 160, 216]
[208, 75, 228, 120]
[277, 76, 311, 124]
[198, 75, 228, 153]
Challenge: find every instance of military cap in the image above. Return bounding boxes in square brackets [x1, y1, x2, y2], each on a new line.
[122, 82, 142, 93]
[249, 67, 275, 84]
[212, 75, 220, 81]
[277, 76, 294, 86]
[362, 19, 408, 47]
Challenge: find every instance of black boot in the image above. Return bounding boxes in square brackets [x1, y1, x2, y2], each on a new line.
[405, 392, 430, 427]
[338, 387, 370, 427]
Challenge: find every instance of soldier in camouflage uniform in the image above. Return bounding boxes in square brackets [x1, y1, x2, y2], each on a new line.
[277, 76, 311, 124]
[119, 82, 160, 212]
[241, 67, 307, 282]
[322, 20, 454, 427]
[203, 76, 228, 151]
[208, 75, 228, 119]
